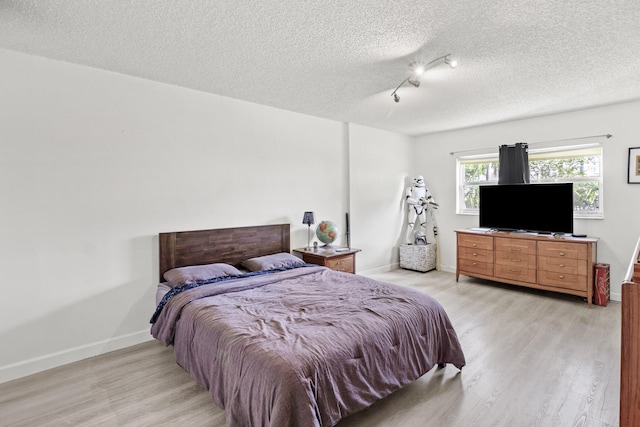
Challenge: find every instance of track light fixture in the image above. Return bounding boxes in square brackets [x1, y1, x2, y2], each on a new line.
[408, 77, 421, 88]
[390, 54, 457, 102]
[445, 56, 458, 68]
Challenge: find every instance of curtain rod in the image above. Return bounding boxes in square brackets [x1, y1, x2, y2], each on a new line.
[449, 133, 612, 156]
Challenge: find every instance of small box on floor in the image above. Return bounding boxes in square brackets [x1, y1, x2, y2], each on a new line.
[400, 244, 436, 272]
[594, 263, 610, 307]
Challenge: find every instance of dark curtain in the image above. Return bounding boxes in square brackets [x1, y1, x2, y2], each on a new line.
[498, 143, 530, 185]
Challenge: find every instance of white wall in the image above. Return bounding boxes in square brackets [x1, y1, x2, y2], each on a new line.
[349, 124, 414, 272]
[1, 49, 395, 382]
[414, 101, 640, 301]
[5, 47, 634, 383]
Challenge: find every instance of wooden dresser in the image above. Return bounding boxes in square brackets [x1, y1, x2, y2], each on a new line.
[621, 236, 640, 426]
[456, 229, 598, 306]
[292, 247, 361, 274]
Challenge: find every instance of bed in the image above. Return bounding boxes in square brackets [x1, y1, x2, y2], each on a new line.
[151, 224, 465, 427]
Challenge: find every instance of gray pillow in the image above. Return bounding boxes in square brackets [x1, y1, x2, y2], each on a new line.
[163, 263, 242, 287]
[241, 252, 305, 272]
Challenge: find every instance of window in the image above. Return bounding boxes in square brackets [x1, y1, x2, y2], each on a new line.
[457, 144, 603, 218]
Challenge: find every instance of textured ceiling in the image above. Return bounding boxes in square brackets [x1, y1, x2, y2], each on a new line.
[1, 0, 640, 136]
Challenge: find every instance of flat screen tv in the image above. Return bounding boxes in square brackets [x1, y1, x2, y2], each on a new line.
[479, 183, 574, 234]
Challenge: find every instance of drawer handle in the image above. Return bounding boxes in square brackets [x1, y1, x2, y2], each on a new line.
[472, 243, 477, 247]
[509, 258, 521, 263]
[472, 252, 477, 256]
[509, 248, 521, 252]
[559, 252, 565, 256]
[509, 269, 521, 273]
[472, 262, 478, 266]
[559, 264, 565, 268]
[558, 275, 565, 279]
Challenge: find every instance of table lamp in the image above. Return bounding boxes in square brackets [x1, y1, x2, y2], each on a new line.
[302, 211, 315, 250]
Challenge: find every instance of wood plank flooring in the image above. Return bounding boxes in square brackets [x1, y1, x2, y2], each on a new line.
[0, 270, 621, 426]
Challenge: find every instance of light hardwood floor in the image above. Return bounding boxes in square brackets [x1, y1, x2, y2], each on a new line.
[0, 270, 621, 426]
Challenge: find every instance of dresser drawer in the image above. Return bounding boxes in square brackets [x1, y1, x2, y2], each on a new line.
[495, 264, 537, 283]
[538, 241, 587, 260]
[539, 256, 588, 276]
[459, 258, 494, 277]
[294, 248, 360, 274]
[458, 246, 492, 263]
[538, 270, 587, 291]
[495, 237, 536, 255]
[326, 255, 354, 273]
[458, 233, 494, 250]
[495, 251, 536, 269]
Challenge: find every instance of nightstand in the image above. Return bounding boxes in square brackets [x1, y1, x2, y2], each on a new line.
[292, 247, 361, 274]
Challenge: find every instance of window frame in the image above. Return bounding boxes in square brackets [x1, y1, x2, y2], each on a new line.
[456, 143, 604, 219]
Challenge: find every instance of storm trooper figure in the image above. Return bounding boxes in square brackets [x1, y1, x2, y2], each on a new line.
[405, 175, 439, 244]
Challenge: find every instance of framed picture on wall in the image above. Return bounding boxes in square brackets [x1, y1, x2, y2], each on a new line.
[629, 147, 640, 184]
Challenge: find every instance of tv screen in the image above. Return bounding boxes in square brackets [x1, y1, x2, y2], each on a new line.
[479, 183, 574, 234]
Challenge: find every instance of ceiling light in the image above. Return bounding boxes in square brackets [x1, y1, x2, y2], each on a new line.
[391, 53, 457, 103]
[445, 55, 458, 68]
[410, 62, 425, 76]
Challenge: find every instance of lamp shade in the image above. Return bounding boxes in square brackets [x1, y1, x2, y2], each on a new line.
[302, 211, 315, 226]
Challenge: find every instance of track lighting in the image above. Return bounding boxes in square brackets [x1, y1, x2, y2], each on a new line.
[390, 54, 457, 102]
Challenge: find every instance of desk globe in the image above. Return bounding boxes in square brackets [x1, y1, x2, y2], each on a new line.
[316, 220, 339, 246]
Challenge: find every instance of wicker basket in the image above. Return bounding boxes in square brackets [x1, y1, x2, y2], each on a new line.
[399, 244, 436, 272]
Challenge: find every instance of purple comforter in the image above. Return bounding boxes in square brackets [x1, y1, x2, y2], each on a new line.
[151, 266, 465, 427]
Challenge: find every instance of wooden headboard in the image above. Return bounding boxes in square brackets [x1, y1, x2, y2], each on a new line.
[159, 224, 291, 282]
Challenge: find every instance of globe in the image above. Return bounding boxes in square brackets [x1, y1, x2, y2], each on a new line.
[316, 220, 339, 245]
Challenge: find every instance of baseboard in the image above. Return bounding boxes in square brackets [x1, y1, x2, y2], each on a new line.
[361, 263, 457, 276]
[0, 329, 153, 384]
[359, 262, 399, 276]
[439, 264, 456, 273]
